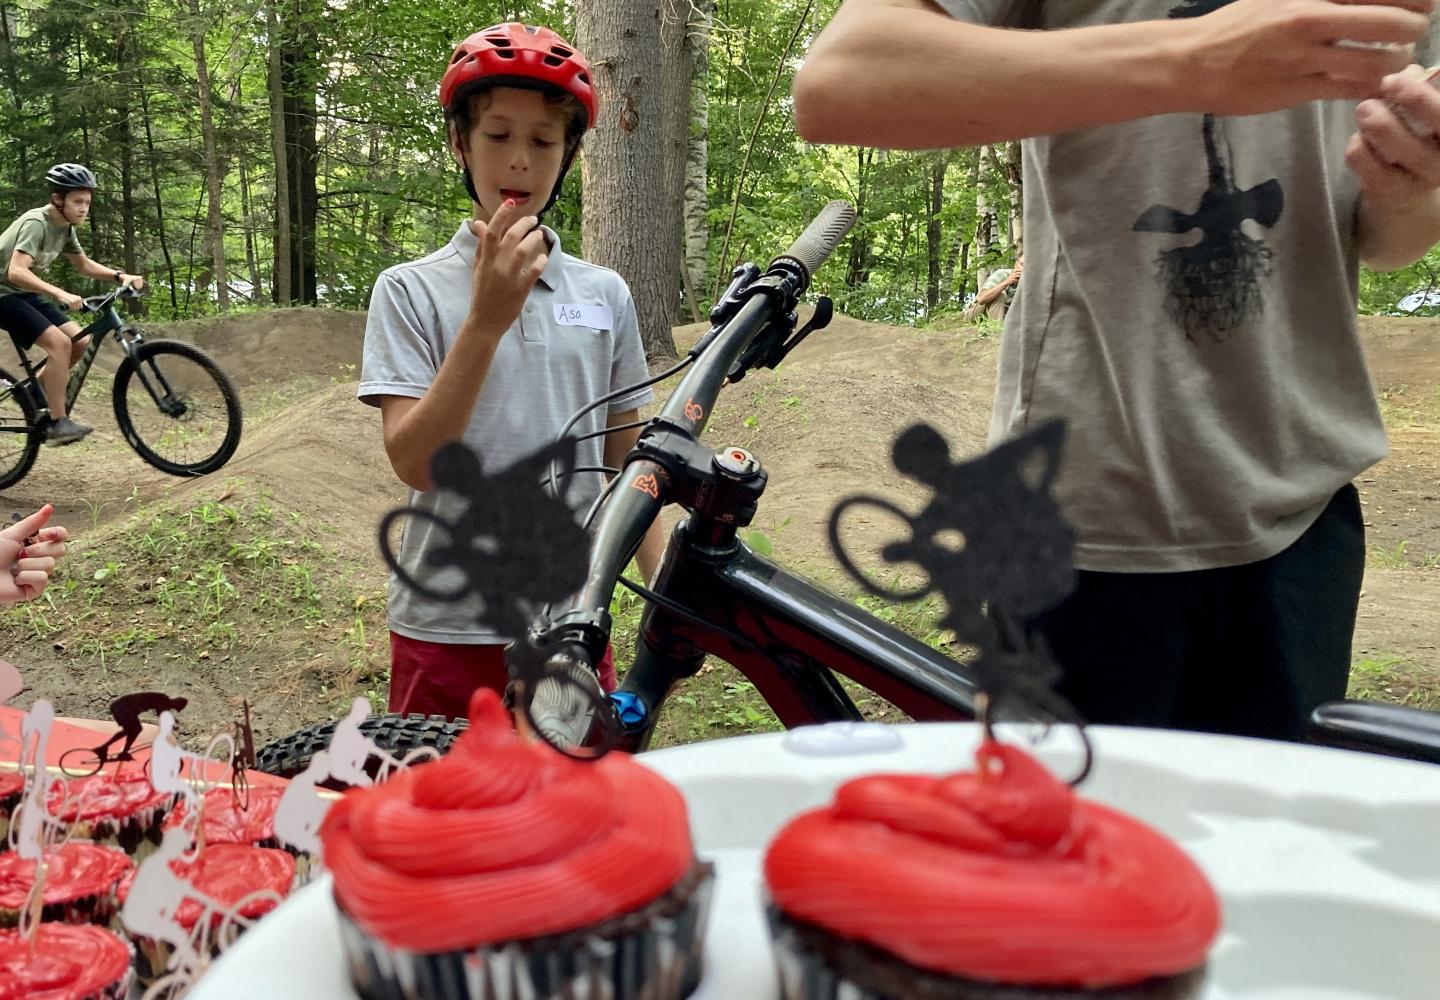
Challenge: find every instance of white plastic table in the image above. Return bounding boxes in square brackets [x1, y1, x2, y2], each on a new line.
[191, 723, 1440, 1000]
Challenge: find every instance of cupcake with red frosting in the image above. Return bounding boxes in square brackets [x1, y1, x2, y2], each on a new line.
[0, 922, 134, 1000]
[321, 688, 713, 1000]
[764, 739, 1221, 999]
[162, 784, 286, 849]
[0, 842, 133, 927]
[48, 769, 173, 855]
[117, 837, 295, 980]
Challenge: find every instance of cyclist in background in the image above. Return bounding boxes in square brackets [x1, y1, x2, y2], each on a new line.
[0, 163, 145, 445]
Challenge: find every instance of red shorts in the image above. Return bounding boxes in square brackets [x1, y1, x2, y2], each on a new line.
[387, 633, 618, 720]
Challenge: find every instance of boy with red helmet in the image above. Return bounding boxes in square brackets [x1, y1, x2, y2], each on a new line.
[359, 24, 664, 718]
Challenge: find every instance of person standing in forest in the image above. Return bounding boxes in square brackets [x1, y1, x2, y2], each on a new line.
[0, 163, 146, 445]
[358, 23, 664, 719]
[793, 0, 1440, 741]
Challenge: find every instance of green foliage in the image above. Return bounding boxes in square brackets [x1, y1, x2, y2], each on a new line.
[0, 0, 1407, 327]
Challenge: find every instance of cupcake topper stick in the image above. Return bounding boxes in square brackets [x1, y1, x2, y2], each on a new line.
[829, 421, 1094, 783]
[273, 750, 332, 859]
[125, 826, 223, 996]
[379, 436, 621, 758]
[12, 700, 57, 950]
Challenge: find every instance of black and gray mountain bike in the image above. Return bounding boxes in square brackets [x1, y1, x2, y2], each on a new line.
[0, 282, 242, 489]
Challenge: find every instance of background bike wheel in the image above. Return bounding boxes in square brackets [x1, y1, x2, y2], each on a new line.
[0, 367, 41, 489]
[255, 713, 469, 787]
[112, 339, 242, 476]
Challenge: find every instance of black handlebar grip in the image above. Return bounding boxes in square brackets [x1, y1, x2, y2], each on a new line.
[768, 200, 857, 289]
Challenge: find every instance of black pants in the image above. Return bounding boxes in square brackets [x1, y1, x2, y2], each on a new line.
[1031, 485, 1365, 742]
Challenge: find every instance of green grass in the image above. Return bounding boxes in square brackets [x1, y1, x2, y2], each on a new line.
[0, 482, 391, 720]
[1349, 653, 1440, 710]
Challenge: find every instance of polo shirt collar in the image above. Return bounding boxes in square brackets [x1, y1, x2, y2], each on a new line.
[451, 219, 563, 291]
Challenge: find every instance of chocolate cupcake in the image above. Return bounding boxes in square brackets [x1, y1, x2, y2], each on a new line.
[764, 738, 1221, 999]
[0, 922, 134, 1000]
[117, 838, 295, 980]
[0, 842, 133, 927]
[0, 769, 20, 841]
[322, 688, 713, 1000]
[47, 770, 173, 856]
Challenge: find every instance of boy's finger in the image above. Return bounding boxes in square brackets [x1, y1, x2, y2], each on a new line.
[501, 216, 541, 252]
[2, 505, 52, 542]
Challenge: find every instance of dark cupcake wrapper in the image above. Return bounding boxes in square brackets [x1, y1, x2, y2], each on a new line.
[0, 890, 120, 929]
[65, 797, 175, 858]
[767, 908, 1208, 1000]
[337, 860, 715, 1000]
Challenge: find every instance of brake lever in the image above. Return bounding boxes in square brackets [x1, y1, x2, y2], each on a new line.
[727, 296, 835, 384]
[764, 296, 833, 370]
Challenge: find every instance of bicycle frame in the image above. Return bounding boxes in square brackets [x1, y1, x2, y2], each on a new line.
[611, 509, 993, 752]
[4, 290, 146, 421]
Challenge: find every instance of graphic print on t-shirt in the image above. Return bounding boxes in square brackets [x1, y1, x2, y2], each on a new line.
[1132, 0, 1283, 343]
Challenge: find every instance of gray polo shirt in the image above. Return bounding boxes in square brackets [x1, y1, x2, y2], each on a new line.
[938, 1, 1440, 573]
[360, 221, 654, 643]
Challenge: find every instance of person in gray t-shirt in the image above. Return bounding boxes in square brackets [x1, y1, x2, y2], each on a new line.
[795, 0, 1440, 739]
[358, 23, 663, 719]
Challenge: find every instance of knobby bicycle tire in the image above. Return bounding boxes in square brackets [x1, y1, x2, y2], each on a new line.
[112, 338, 242, 477]
[255, 713, 469, 785]
[0, 366, 41, 489]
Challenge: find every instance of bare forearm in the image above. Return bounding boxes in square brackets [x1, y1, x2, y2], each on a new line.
[76, 259, 120, 282]
[794, 0, 1428, 149]
[383, 321, 501, 490]
[1358, 190, 1440, 271]
[794, 9, 1192, 148]
[6, 264, 67, 300]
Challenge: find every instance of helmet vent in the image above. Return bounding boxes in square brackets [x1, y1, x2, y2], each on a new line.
[450, 50, 466, 64]
[551, 46, 572, 57]
[543, 54, 564, 67]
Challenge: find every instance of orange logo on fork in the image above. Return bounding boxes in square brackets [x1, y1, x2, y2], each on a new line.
[631, 473, 661, 499]
[683, 400, 704, 423]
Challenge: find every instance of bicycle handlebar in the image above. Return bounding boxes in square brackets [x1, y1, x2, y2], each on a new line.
[768, 199, 858, 293]
[532, 202, 856, 734]
[82, 282, 141, 314]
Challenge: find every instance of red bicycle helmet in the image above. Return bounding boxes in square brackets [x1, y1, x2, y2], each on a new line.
[439, 23, 597, 132]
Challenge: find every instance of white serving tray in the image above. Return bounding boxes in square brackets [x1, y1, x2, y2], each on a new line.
[191, 723, 1440, 1000]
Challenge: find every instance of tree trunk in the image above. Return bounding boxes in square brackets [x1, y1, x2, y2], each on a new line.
[974, 144, 997, 288]
[925, 152, 948, 313]
[115, 30, 139, 282]
[1005, 140, 1024, 252]
[267, 3, 291, 305]
[137, 60, 179, 316]
[846, 148, 875, 289]
[682, 0, 713, 319]
[185, 0, 228, 310]
[660, 0, 694, 328]
[0, 5, 29, 195]
[280, 0, 320, 304]
[575, 0, 677, 363]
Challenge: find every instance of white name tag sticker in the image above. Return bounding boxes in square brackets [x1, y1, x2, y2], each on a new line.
[554, 303, 612, 329]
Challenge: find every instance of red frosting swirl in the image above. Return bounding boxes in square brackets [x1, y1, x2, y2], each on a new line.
[117, 843, 294, 931]
[0, 842, 134, 911]
[163, 786, 284, 846]
[321, 689, 695, 953]
[48, 770, 169, 823]
[764, 740, 1220, 988]
[0, 923, 131, 1000]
